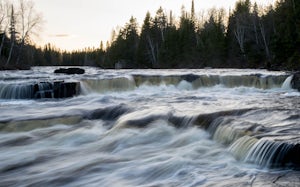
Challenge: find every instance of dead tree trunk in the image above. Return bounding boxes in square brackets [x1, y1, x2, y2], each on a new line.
[234, 24, 245, 55]
[259, 20, 271, 61]
[6, 38, 14, 65]
[147, 35, 158, 68]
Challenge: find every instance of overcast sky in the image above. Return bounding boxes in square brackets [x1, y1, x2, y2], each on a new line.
[31, 0, 275, 51]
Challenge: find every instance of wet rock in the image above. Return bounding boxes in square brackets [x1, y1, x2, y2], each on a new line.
[193, 109, 253, 129]
[252, 171, 300, 187]
[86, 104, 130, 120]
[33, 81, 80, 99]
[291, 72, 300, 91]
[53, 81, 80, 98]
[181, 74, 200, 82]
[0, 116, 82, 132]
[54, 68, 85, 75]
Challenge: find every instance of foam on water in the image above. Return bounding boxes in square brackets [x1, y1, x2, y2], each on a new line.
[0, 120, 256, 186]
[0, 67, 299, 186]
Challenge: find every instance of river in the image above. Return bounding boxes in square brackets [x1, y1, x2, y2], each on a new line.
[0, 67, 299, 186]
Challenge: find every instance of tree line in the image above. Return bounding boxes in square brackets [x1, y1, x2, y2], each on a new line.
[0, 0, 42, 69]
[1, 0, 299, 70]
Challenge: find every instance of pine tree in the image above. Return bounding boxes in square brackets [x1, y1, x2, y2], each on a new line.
[271, 0, 300, 70]
[191, 0, 195, 21]
[137, 12, 155, 68]
[198, 9, 226, 67]
[107, 16, 139, 68]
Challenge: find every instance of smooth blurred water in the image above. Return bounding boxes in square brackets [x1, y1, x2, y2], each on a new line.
[0, 67, 299, 186]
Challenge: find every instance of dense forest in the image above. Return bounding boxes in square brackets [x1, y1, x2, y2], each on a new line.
[0, 0, 299, 70]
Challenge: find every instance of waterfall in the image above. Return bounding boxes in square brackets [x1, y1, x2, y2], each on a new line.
[244, 139, 296, 168]
[0, 81, 79, 99]
[281, 75, 293, 89]
[34, 82, 54, 98]
[0, 82, 54, 99]
[0, 83, 34, 99]
[81, 77, 136, 93]
[133, 74, 288, 89]
[1, 73, 291, 100]
[192, 108, 300, 169]
[229, 136, 258, 161]
[211, 121, 300, 168]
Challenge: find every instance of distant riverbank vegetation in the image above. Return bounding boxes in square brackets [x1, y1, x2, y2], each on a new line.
[0, 0, 299, 70]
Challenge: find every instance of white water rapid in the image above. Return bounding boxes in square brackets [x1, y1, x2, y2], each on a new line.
[0, 67, 299, 186]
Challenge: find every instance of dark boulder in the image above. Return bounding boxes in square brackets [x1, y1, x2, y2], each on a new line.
[86, 104, 130, 120]
[54, 68, 85, 75]
[291, 72, 300, 91]
[53, 81, 80, 98]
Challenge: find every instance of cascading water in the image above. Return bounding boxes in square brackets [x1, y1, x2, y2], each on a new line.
[81, 76, 136, 93]
[0, 83, 34, 99]
[0, 81, 80, 99]
[0, 67, 299, 187]
[281, 75, 293, 89]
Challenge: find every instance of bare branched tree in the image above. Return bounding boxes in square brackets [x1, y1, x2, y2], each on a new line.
[6, 4, 16, 65]
[259, 20, 270, 60]
[0, 0, 9, 58]
[16, 0, 43, 64]
[146, 35, 158, 67]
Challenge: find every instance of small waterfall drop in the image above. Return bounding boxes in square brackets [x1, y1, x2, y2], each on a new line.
[81, 77, 136, 94]
[34, 82, 54, 98]
[0, 81, 79, 99]
[244, 139, 296, 168]
[229, 136, 258, 161]
[281, 75, 293, 89]
[0, 83, 34, 99]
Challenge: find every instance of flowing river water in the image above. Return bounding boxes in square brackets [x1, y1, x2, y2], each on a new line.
[0, 67, 299, 186]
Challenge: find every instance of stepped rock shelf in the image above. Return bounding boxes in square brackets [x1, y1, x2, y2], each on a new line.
[1, 72, 298, 100]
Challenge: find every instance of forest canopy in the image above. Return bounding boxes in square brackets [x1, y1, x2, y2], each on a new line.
[0, 0, 299, 70]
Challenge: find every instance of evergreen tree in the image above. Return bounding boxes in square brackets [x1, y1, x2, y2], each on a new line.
[177, 5, 197, 66]
[137, 12, 154, 68]
[107, 16, 139, 68]
[198, 9, 226, 67]
[159, 17, 179, 68]
[271, 0, 300, 70]
[226, 0, 252, 67]
[191, 0, 195, 21]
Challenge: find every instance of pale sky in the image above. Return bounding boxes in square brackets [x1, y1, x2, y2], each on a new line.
[31, 0, 275, 51]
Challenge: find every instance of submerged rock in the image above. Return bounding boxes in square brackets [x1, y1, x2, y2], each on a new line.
[181, 74, 200, 82]
[54, 68, 85, 74]
[291, 72, 300, 91]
